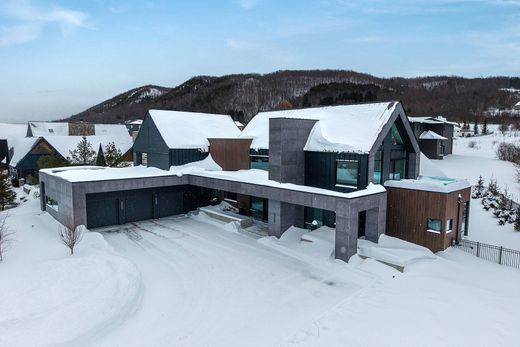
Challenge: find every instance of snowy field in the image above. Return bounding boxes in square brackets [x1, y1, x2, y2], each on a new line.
[435, 125, 520, 197]
[2, 190, 520, 346]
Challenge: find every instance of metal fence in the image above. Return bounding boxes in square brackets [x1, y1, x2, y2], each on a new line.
[454, 239, 520, 269]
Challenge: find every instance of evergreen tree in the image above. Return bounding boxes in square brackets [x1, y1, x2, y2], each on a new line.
[515, 207, 520, 231]
[487, 178, 499, 197]
[472, 175, 485, 198]
[68, 136, 96, 165]
[103, 142, 123, 167]
[95, 146, 107, 166]
[0, 175, 16, 211]
[482, 118, 489, 135]
[473, 121, 479, 135]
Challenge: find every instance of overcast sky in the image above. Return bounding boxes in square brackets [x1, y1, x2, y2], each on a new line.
[1, 0, 519, 122]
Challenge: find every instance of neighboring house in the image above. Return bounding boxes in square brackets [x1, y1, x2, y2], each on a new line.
[39, 102, 471, 261]
[408, 116, 457, 160]
[10, 135, 133, 180]
[133, 110, 241, 170]
[0, 122, 29, 169]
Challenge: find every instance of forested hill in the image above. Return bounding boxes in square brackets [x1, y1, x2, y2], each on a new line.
[64, 70, 520, 125]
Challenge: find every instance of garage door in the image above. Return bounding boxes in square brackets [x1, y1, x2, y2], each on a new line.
[86, 196, 120, 229]
[124, 189, 154, 223]
[154, 190, 184, 219]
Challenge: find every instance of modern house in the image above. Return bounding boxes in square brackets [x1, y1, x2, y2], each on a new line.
[408, 116, 457, 159]
[39, 102, 470, 261]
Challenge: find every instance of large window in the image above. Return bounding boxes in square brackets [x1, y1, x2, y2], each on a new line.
[373, 146, 383, 184]
[461, 201, 469, 236]
[250, 155, 269, 171]
[427, 218, 441, 233]
[336, 159, 358, 188]
[389, 124, 408, 180]
[389, 149, 407, 180]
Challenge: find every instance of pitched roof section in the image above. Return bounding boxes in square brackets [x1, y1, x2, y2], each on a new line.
[0, 123, 27, 147]
[419, 130, 448, 140]
[148, 110, 241, 150]
[240, 102, 398, 153]
[28, 122, 69, 136]
[27, 122, 130, 137]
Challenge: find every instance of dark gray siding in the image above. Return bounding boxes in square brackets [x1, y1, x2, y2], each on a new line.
[133, 114, 170, 170]
[169, 149, 208, 166]
[305, 151, 369, 193]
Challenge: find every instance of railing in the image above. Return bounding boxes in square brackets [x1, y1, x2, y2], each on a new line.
[454, 239, 520, 269]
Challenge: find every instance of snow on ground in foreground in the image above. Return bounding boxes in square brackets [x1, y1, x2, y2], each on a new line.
[466, 197, 520, 249]
[2, 194, 520, 346]
[435, 128, 520, 196]
[0, 196, 141, 346]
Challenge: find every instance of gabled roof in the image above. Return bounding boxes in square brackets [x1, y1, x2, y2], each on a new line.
[240, 102, 399, 153]
[148, 110, 241, 150]
[9, 135, 133, 168]
[419, 130, 447, 140]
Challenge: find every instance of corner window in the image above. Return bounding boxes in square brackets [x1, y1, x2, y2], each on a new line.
[336, 159, 358, 188]
[446, 219, 453, 233]
[427, 218, 441, 233]
[250, 155, 269, 171]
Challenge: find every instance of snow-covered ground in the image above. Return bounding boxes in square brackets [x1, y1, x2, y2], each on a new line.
[2, 189, 520, 346]
[435, 126, 520, 197]
[466, 198, 520, 249]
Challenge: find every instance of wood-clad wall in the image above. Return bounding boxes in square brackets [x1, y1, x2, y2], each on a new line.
[386, 186, 471, 252]
[208, 138, 252, 171]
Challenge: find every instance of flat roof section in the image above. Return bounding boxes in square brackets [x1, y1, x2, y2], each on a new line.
[384, 176, 470, 193]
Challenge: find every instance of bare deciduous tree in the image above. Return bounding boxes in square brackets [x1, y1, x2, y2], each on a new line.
[59, 224, 84, 255]
[0, 214, 14, 262]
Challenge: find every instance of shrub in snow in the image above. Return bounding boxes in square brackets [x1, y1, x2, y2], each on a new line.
[496, 142, 520, 164]
[37, 154, 70, 170]
[467, 141, 477, 149]
[0, 214, 13, 262]
[0, 174, 17, 211]
[486, 178, 499, 197]
[499, 123, 510, 135]
[59, 224, 84, 255]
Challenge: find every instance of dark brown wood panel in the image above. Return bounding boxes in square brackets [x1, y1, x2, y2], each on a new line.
[386, 186, 471, 253]
[208, 138, 252, 171]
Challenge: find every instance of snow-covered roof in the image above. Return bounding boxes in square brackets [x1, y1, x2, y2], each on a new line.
[8, 137, 39, 166]
[0, 123, 29, 146]
[148, 110, 241, 150]
[126, 119, 143, 125]
[45, 135, 133, 159]
[515, 101, 520, 108]
[9, 135, 133, 167]
[28, 122, 131, 137]
[419, 130, 448, 140]
[41, 161, 386, 199]
[28, 122, 69, 136]
[240, 102, 399, 152]
[384, 176, 470, 193]
[408, 116, 458, 126]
